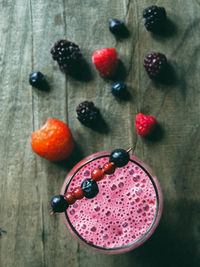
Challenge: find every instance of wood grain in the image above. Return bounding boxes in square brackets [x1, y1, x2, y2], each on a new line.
[0, 0, 200, 266]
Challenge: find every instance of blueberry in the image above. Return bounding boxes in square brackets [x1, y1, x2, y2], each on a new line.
[29, 71, 47, 89]
[109, 19, 126, 35]
[109, 149, 130, 167]
[50, 195, 69, 213]
[81, 178, 99, 199]
[111, 82, 127, 97]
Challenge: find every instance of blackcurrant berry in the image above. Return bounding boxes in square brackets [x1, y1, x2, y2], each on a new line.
[109, 148, 130, 167]
[111, 82, 127, 98]
[50, 195, 69, 213]
[29, 71, 47, 89]
[109, 19, 126, 35]
[81, 178, 99, 199]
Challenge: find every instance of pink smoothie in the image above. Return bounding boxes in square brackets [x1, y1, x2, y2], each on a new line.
[61, 152, 162, 253]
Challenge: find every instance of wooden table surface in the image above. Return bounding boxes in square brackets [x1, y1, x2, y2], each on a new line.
[1, 0, 200, 266]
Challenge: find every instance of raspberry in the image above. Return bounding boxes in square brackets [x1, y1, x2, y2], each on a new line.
[50, 40, 82, 74]
[31, 119, 74, 161]
[144, 52, 167, 79]
[143, 5, 166, 32]
[135, 113, 157, 136]
[76, 101, 99, 126]
[92, 48, 118, 77]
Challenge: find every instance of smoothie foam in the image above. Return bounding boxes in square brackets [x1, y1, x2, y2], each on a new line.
[64, 155, 159, 249]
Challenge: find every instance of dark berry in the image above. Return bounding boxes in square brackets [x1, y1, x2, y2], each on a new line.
[50, 40, 82, 74]
[73, 187, 84, 199]
[76, 101, 99, 126]
[111, 82, 127, 98]
[109, 149, 130, 167]
[91, 168, 104, 181]
[144, 52, 167, 79]
[50, 195, 69, 213]
[64, 192, 76, 204]
[109, 19, 126, 35]
[102, 162, 116, 174]
[143, 5, 166, 32]
[29, 71, 47, 89]
[81, 178, 99, 199]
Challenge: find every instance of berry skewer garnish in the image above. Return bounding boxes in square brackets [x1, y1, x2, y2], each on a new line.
[50, 148, 132, 215]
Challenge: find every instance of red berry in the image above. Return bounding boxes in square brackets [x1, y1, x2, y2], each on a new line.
[73, 187, 84, 199]
[103, 162, 116, 174]
[91, 168, 104, 181]
[135, 113, 157, 136]
[31, 119, 74, 162]
[64, 192, 76, 204]
[92, 48, 118, 77]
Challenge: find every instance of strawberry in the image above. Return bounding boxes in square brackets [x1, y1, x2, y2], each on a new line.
[31, 119, 74, 161]
[92, 48, 118, 77]
[135, 113, 157, 136]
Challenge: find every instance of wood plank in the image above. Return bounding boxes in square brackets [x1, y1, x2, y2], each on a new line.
[0, 0, 200, 266]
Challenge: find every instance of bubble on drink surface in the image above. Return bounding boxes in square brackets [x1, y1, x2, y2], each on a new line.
[103, 234, 109, 240]
[94, 206, 100, 212]
[84, 170, 90, 176]
[73, 203, 78, 208]
[70, 209, 75, 215]
[91, 226, 96, 232]
[106, 211, 111, 216]
[122, 222, 128, 228]
[111, 184, 117, 191]
[118, 182, 124, 188]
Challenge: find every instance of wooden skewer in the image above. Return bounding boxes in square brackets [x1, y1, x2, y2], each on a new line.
[126, 147, 132, 153]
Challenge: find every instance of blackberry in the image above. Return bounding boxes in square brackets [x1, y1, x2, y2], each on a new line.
[76, 101, 99, 126]
[50, 40, 82, 74]
[143, 5, 166, 32]
[144, 52, 167, 79]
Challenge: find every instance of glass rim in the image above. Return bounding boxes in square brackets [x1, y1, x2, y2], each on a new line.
[61, 151, 163, 253]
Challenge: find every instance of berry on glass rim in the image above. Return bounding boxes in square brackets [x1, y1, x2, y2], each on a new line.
[73, 187, 84, 200]
[92, 48, 118, 77]
[135, 113, 157, 136]
[31, 119, 74, 162]
[109, 149, 130, 167]
[144, 52, 167, 79]
[64, 192, 76, 204]
[50, 195, 69, 213]
[91, 168, 104, 181]
[102, 162, 116, 174]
